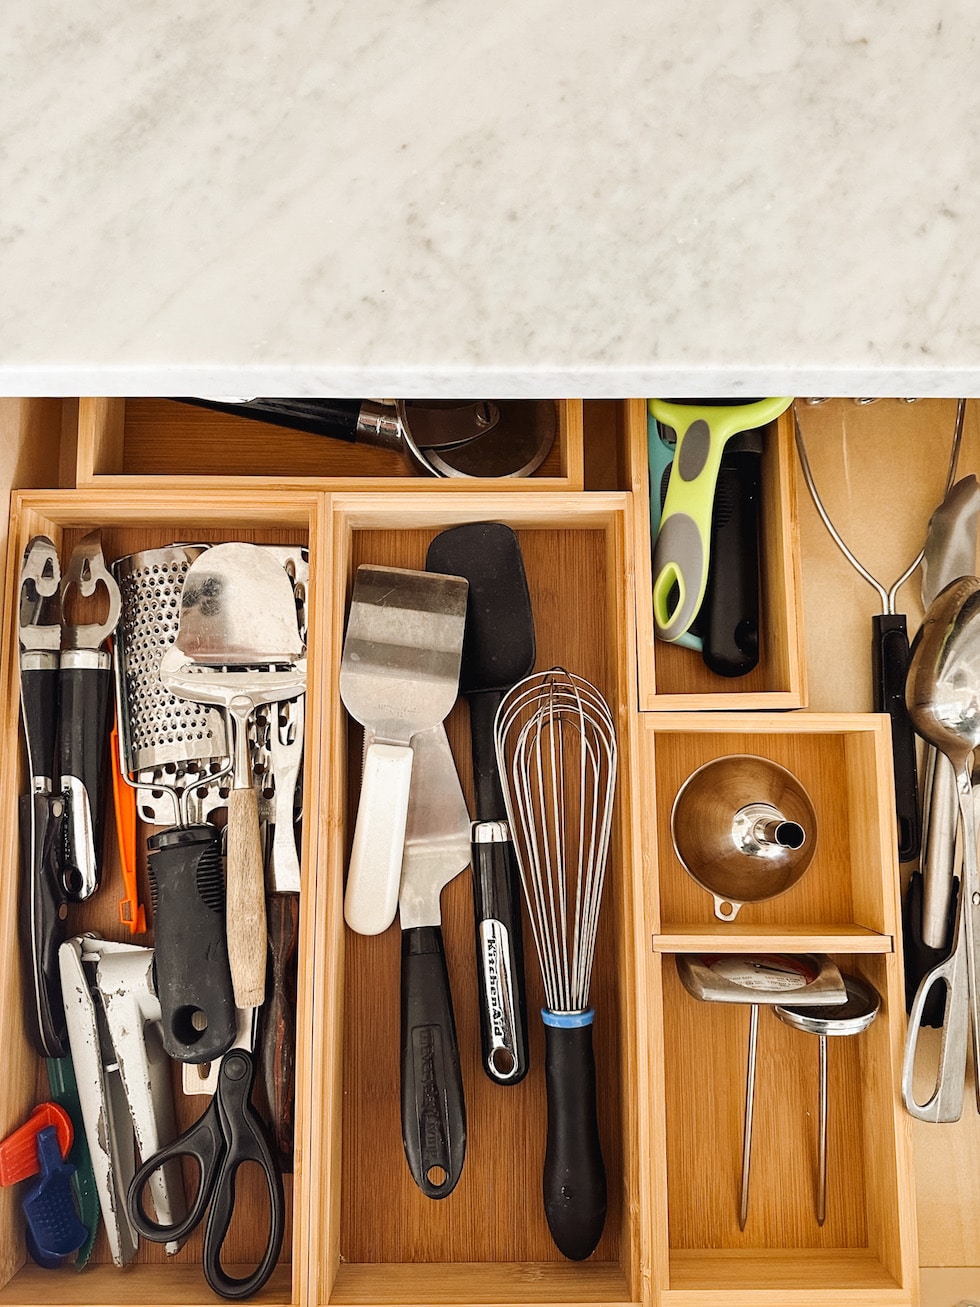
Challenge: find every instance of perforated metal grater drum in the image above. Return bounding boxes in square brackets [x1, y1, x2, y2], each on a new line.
[111, 546, 237, 1064]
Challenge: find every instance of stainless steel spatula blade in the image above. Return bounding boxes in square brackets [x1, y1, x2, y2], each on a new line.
[340, 565, 467, 936]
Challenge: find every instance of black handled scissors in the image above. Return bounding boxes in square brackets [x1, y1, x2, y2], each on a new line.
[126, 1046, 285, 1300]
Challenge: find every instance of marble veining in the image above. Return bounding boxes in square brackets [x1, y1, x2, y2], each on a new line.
[2, 0, 980, 395]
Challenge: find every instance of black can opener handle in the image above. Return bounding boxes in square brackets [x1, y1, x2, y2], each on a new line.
[59, 651, 113, 900]
[872, 614, 920, 862]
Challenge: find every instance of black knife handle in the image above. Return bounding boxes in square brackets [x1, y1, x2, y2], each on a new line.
[472, 826, 530, 1084]
[18, 791, 68, 1058]
[872, 613, 920, 862]
[58, 658, 113, 899]
[258, 891, 299, 1171]
[700, 445, 761, 678]
[400, 925, 466, 1199]
[542, 1013, 606, 1261]
[175, 398, 363, 441]
[20, 662, 59, 787]
[147, 824, 238, 1064]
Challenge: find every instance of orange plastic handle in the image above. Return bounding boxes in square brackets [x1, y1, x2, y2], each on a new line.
[111, 717, 146, 934]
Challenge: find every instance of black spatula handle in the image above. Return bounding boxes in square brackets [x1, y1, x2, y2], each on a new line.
[400, 925, 466, 1199]
[542, 1012, 606, 1261]
[472, 824, 530, 1084]
[872, 613, 920, 862]
[148, 824, 238, 1064]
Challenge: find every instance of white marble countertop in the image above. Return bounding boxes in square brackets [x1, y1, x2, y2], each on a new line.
[3, 1, 980, 398]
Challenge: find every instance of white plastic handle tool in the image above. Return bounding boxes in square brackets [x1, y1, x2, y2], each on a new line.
[344, 742, 413, 935]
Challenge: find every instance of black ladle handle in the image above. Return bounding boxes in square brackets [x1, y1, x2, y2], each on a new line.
[542, 1011, 606, 1260]
[400, 925, 466, 1199]
[872, 613, 920, 862]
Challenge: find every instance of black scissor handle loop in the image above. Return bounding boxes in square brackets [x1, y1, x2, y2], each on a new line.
[127, 1100, 224, 1244]
[203, 1049, 286, 1301]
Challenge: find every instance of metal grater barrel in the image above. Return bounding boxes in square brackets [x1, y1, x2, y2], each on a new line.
[112, 547, 230, 824]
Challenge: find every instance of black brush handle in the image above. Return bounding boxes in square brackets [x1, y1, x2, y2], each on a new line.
[18, 791, 68, 1058]
[872, 613, 920, 862]
[147, 824, 238, 1064]
[400, 925, 466, 1199]
[472, 827, 530, 1084]
[542, 1013, 606, 1261]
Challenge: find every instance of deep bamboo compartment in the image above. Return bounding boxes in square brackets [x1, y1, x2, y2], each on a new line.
[308, 492, 653, 1307]
[0, 489, 327, 1307]
[653, 949, 918, 1305]
[626, 399, 807, 710]
[74, 399, 584, 490]
[641, 713, 901, 953]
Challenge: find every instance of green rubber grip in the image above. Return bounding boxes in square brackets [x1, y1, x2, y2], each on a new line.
[648, 397, 792, 642]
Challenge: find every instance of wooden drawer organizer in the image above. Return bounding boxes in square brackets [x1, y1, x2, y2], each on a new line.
[0, 398, 921, 1307]
[0, 489, 327, 1307]
[74, 399, 584, 490]
[642, 713, 917, 1305]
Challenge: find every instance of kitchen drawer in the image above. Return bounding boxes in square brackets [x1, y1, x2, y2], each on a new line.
[308, 491, 654, 1307]
[0, 488, 327, 1307]
[74, 399, 584, 491]
[0, 398, 965, 1306]
[626, 399, 807, 711]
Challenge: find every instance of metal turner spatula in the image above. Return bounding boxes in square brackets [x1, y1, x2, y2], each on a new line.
[340, 565, 468, 936]
[160, 543, 307, 1008]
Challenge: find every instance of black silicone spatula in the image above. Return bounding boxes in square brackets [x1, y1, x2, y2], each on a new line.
[426, 523, 535, 1085]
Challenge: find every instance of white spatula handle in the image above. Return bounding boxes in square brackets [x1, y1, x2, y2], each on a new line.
[227, 785, 269, 1007]
[345, 742, 413, 935]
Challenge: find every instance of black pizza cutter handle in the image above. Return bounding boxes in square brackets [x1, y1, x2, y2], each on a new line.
[176, 398, 367, 442]
[873, 613, 920, 863]
[400, 925, 466, 1199]
[147, 824, 238, 1064]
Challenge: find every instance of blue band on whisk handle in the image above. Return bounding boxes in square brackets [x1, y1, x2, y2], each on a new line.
[542, 1008, 594, 1029]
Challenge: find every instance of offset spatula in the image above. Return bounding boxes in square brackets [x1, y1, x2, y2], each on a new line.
[391, 723, 471, 1198]
[340, 565, 468, 936]
[426, 524, 534, 1084]
[160, 543, 307, 1008]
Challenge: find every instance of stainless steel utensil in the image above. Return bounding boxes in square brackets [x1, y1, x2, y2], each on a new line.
[774, 971, 880, 1226]
[160, 543, 307, 1010]
[671, 755, 817, 921]
[340, 565, 468, 937]
[495, 669, 617, 1261]
[903, 576, 980, 1121]
[676, 953, 847, 1231]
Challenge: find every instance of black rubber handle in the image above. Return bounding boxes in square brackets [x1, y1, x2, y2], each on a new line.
[872, 613, 920, 862]
[147, 824, 238, 1064]
[400, 925, 466, 1199]
[18, 791, 68, 1058]
[175, 398, 363, 441]
[20, 664, 59, 786]
[903, 869, 959, 1025]
[700, 442, 762, 678]
[543, 1016, 606, 1261]
[58, 662, 113, 898]
[472, 831, 530, 1084]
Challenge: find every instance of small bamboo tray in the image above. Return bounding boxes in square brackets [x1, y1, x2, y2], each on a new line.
[73, 399, 584, 491]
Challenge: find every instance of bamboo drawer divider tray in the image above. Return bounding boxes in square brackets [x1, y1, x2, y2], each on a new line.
[0, 401, 921, 1307]
[74, 399, 584, 491]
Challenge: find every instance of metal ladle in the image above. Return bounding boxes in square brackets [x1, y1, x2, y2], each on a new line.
[774, 972, 880, 1226]
[903, 575, 980, 1121]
